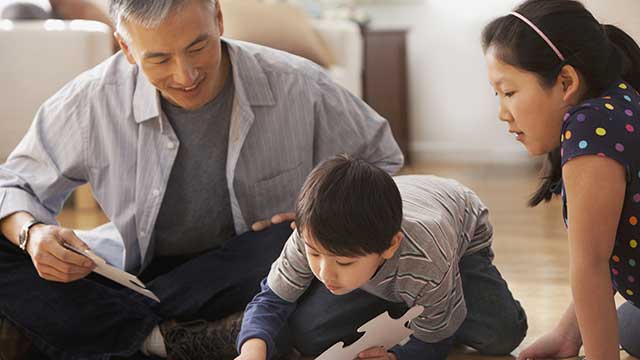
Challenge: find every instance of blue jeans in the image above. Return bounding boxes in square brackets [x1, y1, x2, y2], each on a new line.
[0, 223, 293, 359]
[618, 301, 640, 357]
[288, 247, 528, 357]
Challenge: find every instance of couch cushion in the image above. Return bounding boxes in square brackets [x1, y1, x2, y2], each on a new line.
[221, 0, 334, 68]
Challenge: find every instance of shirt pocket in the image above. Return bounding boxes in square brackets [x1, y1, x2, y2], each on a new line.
[251, 161, 306, 221]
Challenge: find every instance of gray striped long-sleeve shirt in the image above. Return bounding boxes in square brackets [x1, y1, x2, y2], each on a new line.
[267, 175, 493, 343]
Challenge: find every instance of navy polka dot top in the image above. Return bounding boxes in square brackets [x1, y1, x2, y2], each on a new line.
[561, 80, 640, 305]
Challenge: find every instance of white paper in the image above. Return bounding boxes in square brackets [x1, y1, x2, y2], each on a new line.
[315, 305, 424, 360]
[64, 243, 161, 302]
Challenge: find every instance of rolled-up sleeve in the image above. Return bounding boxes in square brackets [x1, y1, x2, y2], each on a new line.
[311, 73, 404, 175]
[0, 92, 87, 225]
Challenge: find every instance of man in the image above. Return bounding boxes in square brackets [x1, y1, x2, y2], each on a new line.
[0, 0, 403, 359]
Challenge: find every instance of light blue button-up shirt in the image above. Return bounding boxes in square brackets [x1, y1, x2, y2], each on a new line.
[0, 39, 403, 272]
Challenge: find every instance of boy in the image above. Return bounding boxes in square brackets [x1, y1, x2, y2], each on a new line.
[236, 155, 527, 360]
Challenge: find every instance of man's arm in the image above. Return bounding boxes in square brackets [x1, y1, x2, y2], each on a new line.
[312, 73, 404, 174]
[0, 93, 93, 282]
[236, 279, 297, 360]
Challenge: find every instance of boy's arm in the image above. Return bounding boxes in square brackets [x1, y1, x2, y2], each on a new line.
[237, 278, 297, 360]
[388, 335, 453, 360]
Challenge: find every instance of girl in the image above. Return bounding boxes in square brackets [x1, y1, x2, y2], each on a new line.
[482, 0, 640, 359]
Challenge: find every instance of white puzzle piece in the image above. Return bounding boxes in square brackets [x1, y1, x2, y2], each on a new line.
[63, 243, 161, 303]
[315, 305, 424, 360]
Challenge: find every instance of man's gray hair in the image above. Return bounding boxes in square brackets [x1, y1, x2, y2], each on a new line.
[109, 0, 216, 43]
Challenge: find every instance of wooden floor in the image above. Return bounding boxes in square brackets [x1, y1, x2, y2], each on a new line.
[57, 162, 637, 360]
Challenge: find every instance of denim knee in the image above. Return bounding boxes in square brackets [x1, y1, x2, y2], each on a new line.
[474, 301, 528, 356]
[618, 302, 640, 358]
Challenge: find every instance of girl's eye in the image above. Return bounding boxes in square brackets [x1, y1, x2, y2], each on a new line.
[505, 91, 515, 97]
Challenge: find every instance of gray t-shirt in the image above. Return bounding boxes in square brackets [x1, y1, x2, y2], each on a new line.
[267, 175, 493, 343]
[153, 75, 236, 256]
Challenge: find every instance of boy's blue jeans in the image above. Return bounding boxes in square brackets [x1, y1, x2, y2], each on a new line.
[289, 246, 529, 357]
[0, 223, 294, 359]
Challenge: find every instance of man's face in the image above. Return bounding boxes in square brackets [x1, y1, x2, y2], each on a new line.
[117, 0, 226, 111]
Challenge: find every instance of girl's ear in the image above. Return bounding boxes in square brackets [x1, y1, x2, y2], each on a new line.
[557, 64, 584, 105]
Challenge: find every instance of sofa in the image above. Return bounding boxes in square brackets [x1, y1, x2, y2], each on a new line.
[0, 15, 363, 161]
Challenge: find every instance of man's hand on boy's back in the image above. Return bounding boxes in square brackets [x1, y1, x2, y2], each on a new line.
[358, 346, 398, 360]
[236, 338, 268, 360]
[251, 212, 297, 232]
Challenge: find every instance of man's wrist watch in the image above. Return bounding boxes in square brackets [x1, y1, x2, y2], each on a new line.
[19, 219, 43, 252]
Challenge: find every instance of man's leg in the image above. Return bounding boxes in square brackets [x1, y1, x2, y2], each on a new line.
[148, 223, 294, 321]
[618, 301, 640, 357]
[453, 246, 528, 355]
[138, 223, 293, 359]
[0, 235, 161, 359]
[287, 280, 407, 357]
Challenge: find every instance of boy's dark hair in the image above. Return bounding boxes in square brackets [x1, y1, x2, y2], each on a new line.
[481, 0, 640, 207]
[295, 154, 403, 257]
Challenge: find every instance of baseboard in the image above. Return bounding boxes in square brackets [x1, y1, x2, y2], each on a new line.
[409, 141, 537, 165]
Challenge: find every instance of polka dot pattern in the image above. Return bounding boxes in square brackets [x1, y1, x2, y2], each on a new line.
[561, 81, 640, 304]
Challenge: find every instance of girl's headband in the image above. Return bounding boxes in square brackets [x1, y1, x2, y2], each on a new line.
[510, 11, 566, 61]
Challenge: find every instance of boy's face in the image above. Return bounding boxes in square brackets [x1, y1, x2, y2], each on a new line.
[302, 230, 402, 295]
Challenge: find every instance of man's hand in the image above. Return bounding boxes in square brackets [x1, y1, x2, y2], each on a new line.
[235, 338, 268, 360]
[358, 346, 398, 359]
[251, 212, 296, 232]
[27, 225, 95, 283]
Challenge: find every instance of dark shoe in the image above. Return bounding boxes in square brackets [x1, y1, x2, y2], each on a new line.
[0, 317, 31, 360]
[160, 312, 243, 360]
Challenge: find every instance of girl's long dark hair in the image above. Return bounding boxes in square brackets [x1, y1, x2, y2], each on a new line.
[482, 0, 640, 206]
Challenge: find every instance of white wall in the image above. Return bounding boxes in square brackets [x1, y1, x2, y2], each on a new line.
[362, 0, 640, 164]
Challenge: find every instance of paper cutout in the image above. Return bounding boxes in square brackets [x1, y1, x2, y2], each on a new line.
[63, 243, 160, 302]
[315, 305, 424, 360]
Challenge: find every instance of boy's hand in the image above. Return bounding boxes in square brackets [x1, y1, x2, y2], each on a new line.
[358, 346, 398, 359]
[235, 338, 268, 360]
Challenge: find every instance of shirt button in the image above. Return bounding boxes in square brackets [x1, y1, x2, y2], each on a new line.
[140, 231, 146, 237]
[152, 189, 161, 197]
[167, 142, 176, 150]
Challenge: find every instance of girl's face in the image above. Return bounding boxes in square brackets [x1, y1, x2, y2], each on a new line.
[485, 47, 570, 156]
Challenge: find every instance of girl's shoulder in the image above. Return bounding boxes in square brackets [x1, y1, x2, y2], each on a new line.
[565, 81, 640, 123]
[561, 81, 640, 169]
